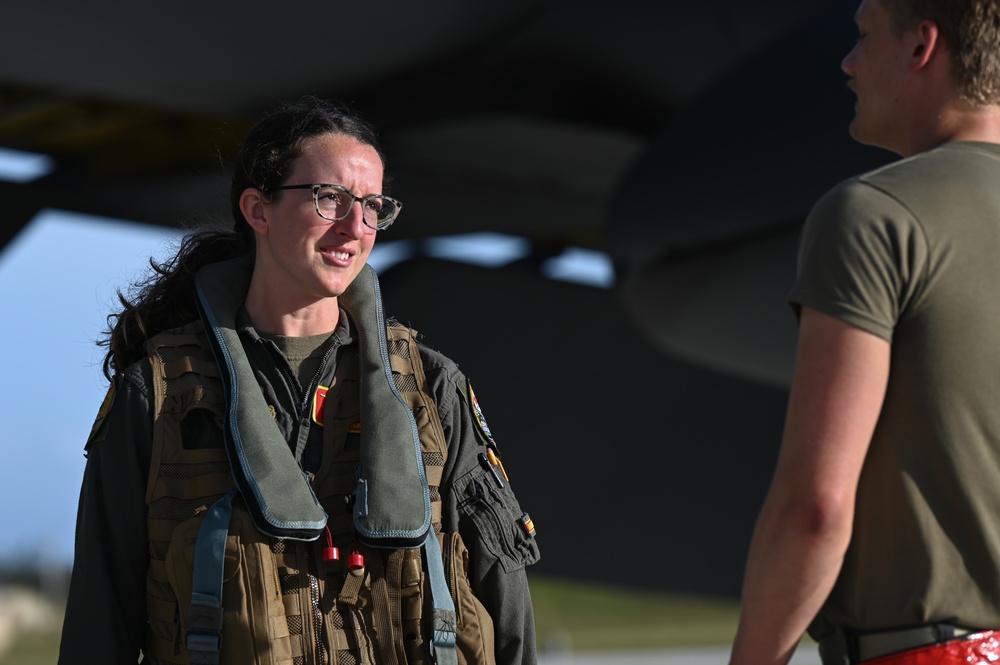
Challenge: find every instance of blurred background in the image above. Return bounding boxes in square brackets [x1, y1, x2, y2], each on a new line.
[0, 0, 895, 661]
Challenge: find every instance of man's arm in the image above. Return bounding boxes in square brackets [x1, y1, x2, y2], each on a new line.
[729, 307, 890, 665]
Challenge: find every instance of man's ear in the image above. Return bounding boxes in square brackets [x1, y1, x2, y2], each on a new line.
[911, 19, 941, 71]
[240, 188, 269, 235]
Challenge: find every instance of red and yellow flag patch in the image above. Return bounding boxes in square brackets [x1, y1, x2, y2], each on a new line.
[312, 385, 329, 426]
[519, 513, 537, 538]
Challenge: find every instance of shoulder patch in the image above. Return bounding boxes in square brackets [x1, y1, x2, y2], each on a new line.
[467, 382, 496, 448]
[86, 380, 117, 450]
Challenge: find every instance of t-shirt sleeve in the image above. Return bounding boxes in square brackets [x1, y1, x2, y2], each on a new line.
[789, 178, 928, 342]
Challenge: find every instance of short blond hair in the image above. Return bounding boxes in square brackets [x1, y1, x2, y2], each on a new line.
[878, 0, 1000, 105]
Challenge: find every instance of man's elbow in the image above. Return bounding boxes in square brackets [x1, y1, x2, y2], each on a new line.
[788, 490, 855, 546]
[766, 485, 855, 550]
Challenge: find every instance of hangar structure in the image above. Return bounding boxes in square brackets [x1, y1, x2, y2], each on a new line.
[0, 0, 891, 597]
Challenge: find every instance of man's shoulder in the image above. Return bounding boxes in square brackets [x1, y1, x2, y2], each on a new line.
[855, 141, 1000, 194]
[809, 144, 981, 221]
[810, 170, 912, 226]
[821, 142, 1000, 229]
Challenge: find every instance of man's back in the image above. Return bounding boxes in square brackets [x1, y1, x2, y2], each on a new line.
[729, 1, 1000, 662]
[791, 140, 1000, 638]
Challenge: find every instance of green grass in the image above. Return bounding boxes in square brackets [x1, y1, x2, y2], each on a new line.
[0, 576, 743, 662]
[0, 628, 61, 665]
[529, 574, 741, 651]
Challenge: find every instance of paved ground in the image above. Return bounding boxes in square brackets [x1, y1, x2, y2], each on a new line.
[538, 643, 822, 664]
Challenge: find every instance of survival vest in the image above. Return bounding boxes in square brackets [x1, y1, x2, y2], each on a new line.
[142, 319, 496, 665]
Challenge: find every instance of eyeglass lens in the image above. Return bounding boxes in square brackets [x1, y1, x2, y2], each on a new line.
[316, 185, 397, 228]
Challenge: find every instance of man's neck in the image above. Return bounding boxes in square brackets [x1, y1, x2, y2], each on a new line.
[902, 102, 1000, 156]
[941, 104, 1000, 144]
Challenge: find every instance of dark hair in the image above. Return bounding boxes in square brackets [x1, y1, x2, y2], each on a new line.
[878, 0, 1000, 105]
[100, 96, 385, 379]
[229, 96, 386, 229]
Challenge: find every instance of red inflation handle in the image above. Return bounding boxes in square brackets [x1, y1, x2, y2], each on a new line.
[323, 525, 340, 562]
[348, 550, 365, 576]
[347, 533, 365, 576]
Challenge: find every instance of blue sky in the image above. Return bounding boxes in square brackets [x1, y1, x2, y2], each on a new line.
[0, 210, 183, 565]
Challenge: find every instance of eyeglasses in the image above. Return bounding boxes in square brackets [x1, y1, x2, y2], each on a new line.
[268, 183, 401, 231]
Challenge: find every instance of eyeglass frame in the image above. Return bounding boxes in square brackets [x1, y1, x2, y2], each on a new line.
[267, 183, 402, 231]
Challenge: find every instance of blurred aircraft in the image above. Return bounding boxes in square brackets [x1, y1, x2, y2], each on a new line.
[0, 0, 893, 597]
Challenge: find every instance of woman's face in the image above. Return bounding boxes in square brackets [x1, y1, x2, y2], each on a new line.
[253, 132, 384, 307]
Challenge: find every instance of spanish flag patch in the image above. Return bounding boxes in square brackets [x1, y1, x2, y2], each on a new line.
[312, 385, 329, 426]
[519, 513, 537, 538]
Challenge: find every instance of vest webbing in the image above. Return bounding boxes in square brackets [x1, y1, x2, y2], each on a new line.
[143, 321, 467, 665]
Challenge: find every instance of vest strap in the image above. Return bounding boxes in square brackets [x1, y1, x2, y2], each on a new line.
[187, 488, 237, 665]
[424, 532, 457, 665]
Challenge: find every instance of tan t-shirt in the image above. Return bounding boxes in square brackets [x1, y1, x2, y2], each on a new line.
[261, 331, 336, 391]
[791, 141, 1000, 639]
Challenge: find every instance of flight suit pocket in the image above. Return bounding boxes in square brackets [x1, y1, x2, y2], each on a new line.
[453, 466, 540, 574]
[442, 530, 497, 665]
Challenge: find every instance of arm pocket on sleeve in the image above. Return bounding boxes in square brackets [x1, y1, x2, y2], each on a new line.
[453, 467, 541, 574]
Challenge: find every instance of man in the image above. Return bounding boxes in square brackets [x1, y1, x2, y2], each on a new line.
[730, 1, 1000, 663]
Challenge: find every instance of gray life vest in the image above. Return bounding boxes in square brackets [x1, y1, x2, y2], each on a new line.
[188, 258, 457, 665]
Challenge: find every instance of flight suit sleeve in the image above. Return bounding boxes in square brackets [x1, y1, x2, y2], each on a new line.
[420, 346, 541, 665]
[58, 361, 153, 665]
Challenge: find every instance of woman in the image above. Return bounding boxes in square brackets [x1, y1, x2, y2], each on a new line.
[59, 96, 540, 665]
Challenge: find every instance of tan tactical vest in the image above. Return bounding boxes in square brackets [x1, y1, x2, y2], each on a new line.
[142, 321, 496, 665]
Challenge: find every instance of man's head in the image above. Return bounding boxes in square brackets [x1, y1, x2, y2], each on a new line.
[842, 0, 1000, 154]
[877, 0, 1000, 106]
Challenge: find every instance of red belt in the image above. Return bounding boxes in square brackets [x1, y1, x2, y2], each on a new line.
[858, 629, 998, 664]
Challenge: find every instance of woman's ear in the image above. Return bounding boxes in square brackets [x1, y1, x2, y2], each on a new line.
[240, 188, 269, 235]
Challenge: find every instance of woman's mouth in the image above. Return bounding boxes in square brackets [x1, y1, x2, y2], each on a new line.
[321, 247, 352, 265]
